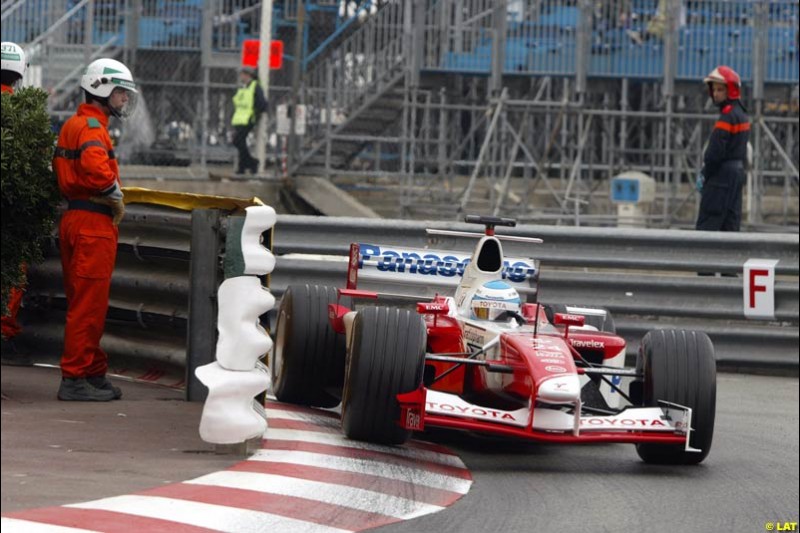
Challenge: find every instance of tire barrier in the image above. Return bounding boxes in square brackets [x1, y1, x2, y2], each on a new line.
[195, 206, 277, 445]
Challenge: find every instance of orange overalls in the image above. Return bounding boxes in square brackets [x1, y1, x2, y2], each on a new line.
[53, 104, 120, 378]
[1, 83, 25, 340]
[0, 266, 25, 339]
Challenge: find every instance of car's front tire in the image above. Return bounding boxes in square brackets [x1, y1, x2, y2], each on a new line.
[635, 329, 716, 465]
[342, 306, 427, 445]
[271, 284, 350, 408]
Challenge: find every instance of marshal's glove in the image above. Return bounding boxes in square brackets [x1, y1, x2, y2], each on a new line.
[90, 196, 125, 226]
[695, 173, 705, 193]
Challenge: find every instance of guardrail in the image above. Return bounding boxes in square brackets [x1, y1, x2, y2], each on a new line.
[18, 209, 799, 388]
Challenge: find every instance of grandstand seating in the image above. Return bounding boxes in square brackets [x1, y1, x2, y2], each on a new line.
[433, 3, 797, 83]
[5, 0, 796, 84]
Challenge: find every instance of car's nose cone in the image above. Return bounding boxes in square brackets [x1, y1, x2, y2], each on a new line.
[538, 375, 581, 403]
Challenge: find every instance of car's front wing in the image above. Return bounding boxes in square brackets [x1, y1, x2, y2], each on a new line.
[398, 388, 697, 450]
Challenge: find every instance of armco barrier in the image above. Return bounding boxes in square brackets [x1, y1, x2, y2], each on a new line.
[19, 210, 799, 386]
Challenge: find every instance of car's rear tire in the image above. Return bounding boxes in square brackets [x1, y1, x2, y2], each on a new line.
[635, 329, 716, 465]
[342, 306, 427, 445]
[271, 284, 350, 408]
[545, 303, 616, 333]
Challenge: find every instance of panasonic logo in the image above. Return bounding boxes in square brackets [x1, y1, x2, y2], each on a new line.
[359, 244, 536, 283]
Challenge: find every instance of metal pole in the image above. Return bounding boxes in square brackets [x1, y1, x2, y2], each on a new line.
[620, 78, 628, 165]
[186, 209, 221, 402]
[201, 67, 209, 169]
[125, 0, 140, 67]
[662, 0, 677, 98]
[83, 0, 94, 66]
[664, 95, 673, 224]
[200, 0, 214, 170]
[575, 0, 590, 94]
[752, 0, 766, 102]
[325, 62, 333, 180]
[437, 87, 447, 180]
[408, 87, 419, 205]
[256, 0, 274, 174]
[287, 0, 305, 173]
[750, 0, 768, 225]
[750, 100, 761, 225]
[411, 0, 425, 88]
[489, 1, 507, 95]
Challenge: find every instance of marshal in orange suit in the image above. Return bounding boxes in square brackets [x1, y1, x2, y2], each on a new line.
[53, 57, 138, 401]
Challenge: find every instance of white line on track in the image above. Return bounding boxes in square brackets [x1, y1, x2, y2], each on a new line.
[1, 518, 100, 533]
[186, 471, 445, 519]
[264, 428, 465, 467]
[249, 448, 472, 494]
[68, 495, 351, 533]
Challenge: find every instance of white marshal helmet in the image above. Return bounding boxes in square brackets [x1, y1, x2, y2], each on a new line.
[470, 280, 522, 321]
[80, 58, 138, 118]
[1, 41, 28, 82]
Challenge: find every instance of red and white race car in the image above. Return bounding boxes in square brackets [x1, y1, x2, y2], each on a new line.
[272, 216, 716, 464]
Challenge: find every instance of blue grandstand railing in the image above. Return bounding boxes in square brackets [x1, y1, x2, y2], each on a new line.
[421, 0, 798, 85]
[764, 0, 798, 84]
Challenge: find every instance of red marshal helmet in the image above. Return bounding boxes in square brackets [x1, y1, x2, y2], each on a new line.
[703, 65, 741, 100]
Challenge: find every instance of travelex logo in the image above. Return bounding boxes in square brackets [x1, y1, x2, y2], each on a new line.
[359, 243, 536, 283]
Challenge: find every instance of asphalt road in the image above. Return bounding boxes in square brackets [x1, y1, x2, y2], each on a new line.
[371, 373, 799, 533]
[3, 367, 798, 532]
[1, 365, 239, 513]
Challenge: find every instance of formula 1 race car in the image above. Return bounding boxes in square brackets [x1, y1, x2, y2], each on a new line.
[272, 216, 716, 465]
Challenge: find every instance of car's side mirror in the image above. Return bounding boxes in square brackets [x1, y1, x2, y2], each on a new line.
[553, 313, 585, 328]
[417, 302, 450, 315]
[521, 303, 539, 320]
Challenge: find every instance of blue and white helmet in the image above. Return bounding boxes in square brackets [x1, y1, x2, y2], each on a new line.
[470, 281, 521, 321]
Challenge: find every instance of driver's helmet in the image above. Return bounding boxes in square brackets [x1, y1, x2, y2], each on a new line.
[470, 280, 521, 321]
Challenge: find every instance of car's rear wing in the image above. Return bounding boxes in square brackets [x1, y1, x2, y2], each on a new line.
[347, 243, 540, 300]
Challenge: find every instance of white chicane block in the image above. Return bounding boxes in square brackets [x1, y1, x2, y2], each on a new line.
[195, 361, 270, 444]
[215, 276, 275, 371]
[242, 205, 277, 276]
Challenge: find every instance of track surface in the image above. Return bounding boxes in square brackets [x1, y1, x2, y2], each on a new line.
[3, 367, 798, 532]
[370, 373, 799, 533]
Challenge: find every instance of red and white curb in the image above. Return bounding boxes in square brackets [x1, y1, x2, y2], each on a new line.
[2, 400, 472, 532]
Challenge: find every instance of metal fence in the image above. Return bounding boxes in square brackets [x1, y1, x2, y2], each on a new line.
[17, 208, 800, 385]
[4, 0, 797, 164]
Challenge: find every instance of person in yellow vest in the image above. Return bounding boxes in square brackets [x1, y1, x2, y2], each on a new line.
[231, 66, 267, 175]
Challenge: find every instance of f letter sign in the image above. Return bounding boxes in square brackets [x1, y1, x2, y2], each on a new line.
[743, 259, 779, 320]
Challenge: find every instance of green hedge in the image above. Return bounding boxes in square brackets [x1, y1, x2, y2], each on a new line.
[1, 87, 60, 314]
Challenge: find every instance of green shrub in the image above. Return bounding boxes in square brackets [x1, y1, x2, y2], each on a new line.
[1, 87, 59, 314]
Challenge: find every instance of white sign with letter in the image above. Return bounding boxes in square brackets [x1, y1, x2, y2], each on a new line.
[743, 258, 779, 320]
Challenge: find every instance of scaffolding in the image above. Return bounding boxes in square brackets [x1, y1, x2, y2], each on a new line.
[3, 0, 798, 227]
[284, 0, 798, 227]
